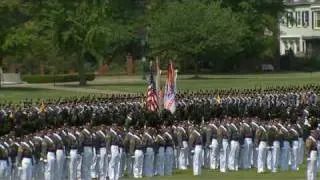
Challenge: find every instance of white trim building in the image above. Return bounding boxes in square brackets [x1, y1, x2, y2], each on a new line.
[280, 0, 320, 57]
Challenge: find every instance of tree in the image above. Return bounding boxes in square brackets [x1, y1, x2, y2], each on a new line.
[149, 1, 248, 74]
[32, 0, 133, 85]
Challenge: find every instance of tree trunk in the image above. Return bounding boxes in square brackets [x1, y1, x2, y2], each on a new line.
[194, 57, 199, 78]
[78, 55, 87, 86]
[0, 57, 2, 88]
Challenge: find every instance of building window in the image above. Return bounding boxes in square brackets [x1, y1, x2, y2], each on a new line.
[314, 11, 320, 29]
[296, 12, 302, 27]
[287, 12, 294, 27]
[302, 11, 309, 27]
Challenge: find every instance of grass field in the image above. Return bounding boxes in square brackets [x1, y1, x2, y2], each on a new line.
[1, 72, 320, 102]
[123, 167, 306, 180]
[0, 87, 90, 102]
[86, 72, 320, 93]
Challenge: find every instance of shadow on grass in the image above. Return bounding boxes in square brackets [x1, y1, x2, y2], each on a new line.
[0, 87, 50, 92]
[60, 82, 147, 88]
[185, 76, 250, 80]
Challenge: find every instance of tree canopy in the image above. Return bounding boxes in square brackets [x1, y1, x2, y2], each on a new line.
[0, 0, 285, 84]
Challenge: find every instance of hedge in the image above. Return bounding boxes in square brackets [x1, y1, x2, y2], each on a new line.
[22, 73, 96, 83]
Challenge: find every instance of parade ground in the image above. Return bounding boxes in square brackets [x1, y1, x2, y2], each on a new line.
[1, 72, 320, 102]
[0, 72, 315, 180]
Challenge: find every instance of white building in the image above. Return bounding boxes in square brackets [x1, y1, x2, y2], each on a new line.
[280, 0, 320, 57]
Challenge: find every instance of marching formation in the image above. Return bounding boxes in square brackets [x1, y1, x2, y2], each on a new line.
[0, 85, 319, 179]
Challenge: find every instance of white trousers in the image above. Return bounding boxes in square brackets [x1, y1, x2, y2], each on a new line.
[307, 150, 317, 180]
[257, 141, 267, 173]
[252, 147, 258, 168]
[210, 139, 219, 169]
[45, 152, 55, 180]
[21, 158, 32, 180]
[165, 147, 174, 176]
[56, 149, 65, 180]
[291, 140, 299, 171]
[193, 145, 202, 176]
[0, 160, 7, 179]
[281, 141, 290, 171]
[228, 140, 240, 171]
[76, 153, 82, 179]
[317, 141, 320, 172]
[272, 141, 280, 172]
[220, 139, 229, 173]
[118, 148, 125, 177]
[156, 147, 165, 176]
[99, 147, 108, 180]
[82, 147, 93, 180]
[144, 147, 154, 177]
[179, 141, 188, 170]
[298, 138, 304, 165]
[267, 146, 273, 170]
[91, 148, 98, 178]
[69, 149, 78, 180]
[126, 153, 134, 177]
[243, 138, 253, 169]
[109, 145, 120, 180]
[133, 150, 144, 178]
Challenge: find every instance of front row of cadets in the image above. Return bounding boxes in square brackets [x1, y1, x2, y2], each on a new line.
[0, 116, 317, 180]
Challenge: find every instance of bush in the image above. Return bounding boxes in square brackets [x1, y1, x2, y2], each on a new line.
[22, 73, 95, 83]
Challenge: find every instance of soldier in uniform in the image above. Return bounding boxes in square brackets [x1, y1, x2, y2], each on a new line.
[206, 118, 219, 170]
[142, 127, 155, 177]
[189, 124, 203, 176]
[306, 130, 318, 180]
[80, 122, 93, 180]
[289, 119, 300, 171]
[96, 125, 108, 180]
[240, 118, 253, 169]
[17, 136, 33, 180]
[279, 121, 290, 171]
[0, 139, 9, 179]
[52, 129, 66, 180]
[130, 128, 144, 178]
[218, 119, 229, 173]
[154, 128, 165, 176]
[255, 121, 268, 173]
[42, 130, 56, 180]
[176, 122, 188, 170]
[228, 118, 241, 171]
[107, 124, 120, 180]
[67, 127, 80, 180]
[163, 125, 175, 176]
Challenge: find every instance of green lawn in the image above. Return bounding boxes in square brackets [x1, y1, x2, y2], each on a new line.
[2, 72, 320, 102]
[87, 72, 320, 93]
[123, 168, 306, 180]
[0, 87, 90, 103]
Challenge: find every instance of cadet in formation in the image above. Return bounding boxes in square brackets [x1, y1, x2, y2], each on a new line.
[0, 85, 318, 179]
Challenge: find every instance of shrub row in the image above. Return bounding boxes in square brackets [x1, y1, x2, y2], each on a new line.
[22, 73, 95, 83]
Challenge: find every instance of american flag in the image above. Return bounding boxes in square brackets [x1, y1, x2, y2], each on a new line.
[147, 64, 159, 112]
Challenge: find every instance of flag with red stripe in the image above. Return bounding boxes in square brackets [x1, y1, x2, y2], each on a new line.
[147, 62, 159, 112]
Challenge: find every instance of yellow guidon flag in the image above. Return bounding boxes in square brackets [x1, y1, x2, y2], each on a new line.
[40, 102, 46, 112]
[216, 95, 221, 105]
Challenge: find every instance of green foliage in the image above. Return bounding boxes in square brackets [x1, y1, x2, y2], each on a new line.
[22, 73, 95, 83]
[0, 0, 286, 78]
[149, 1, 249, 72]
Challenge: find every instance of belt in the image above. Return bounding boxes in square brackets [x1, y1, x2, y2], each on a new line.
[245, 136, 252, 138]
[22, 156, 32, 159]
[48, 150, 56, 153]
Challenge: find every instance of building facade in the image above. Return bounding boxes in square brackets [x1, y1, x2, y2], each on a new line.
[280, 0, 320, 57]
